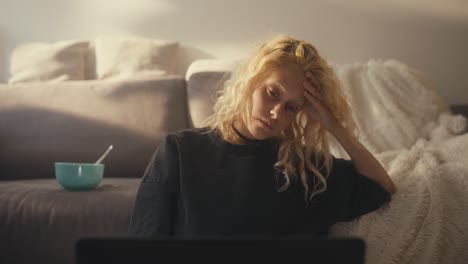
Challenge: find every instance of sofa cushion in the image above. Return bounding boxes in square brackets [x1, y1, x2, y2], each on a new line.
[9, 40, 89, 84]
[0, 76, 189, 180]
[0, 178, 139, 264]
[95, 36, 179, 80]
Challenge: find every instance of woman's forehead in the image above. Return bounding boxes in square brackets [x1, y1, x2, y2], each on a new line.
[265, 65, 307, 100]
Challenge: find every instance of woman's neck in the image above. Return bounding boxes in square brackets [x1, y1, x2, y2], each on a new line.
[224, 119, 254, 145]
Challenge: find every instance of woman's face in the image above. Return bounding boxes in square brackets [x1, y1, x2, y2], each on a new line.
[242, 63, 307, 140]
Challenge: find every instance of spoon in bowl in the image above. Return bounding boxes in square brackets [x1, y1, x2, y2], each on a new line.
[95, 145, 113, 164]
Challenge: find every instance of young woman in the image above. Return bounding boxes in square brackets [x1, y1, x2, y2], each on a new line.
[128, 35, 396, 238]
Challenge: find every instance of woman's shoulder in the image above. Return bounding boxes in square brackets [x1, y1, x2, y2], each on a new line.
[163, 127, 214, 145]
[168, 127, 211, 138]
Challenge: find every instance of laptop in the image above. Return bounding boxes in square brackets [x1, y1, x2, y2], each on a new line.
[75, 236, 366, 264]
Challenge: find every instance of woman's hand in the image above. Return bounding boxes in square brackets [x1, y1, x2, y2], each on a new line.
[302, 71, 339, 132]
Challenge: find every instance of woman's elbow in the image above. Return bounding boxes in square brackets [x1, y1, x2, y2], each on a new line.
[387, 182, 397, 195]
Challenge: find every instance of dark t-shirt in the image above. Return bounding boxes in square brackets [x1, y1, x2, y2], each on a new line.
[128, 127, 391, 238]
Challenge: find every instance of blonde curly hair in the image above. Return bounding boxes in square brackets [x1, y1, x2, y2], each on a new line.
[204, 34, 356, 202]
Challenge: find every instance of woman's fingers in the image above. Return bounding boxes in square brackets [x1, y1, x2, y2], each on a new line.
[303, 91, 323, 122]
[303, 71, 338, 129]
[306, 71, 321, 89]
[304, 90, 324, 113]
[303, 72, 323, 100]
[303, 80, 322, 101]
[303, 71, 327, 113]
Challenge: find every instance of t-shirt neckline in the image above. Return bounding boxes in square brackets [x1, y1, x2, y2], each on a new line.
[207, 128, 278, 156]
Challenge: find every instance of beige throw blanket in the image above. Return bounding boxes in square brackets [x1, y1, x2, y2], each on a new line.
[328, 60, 468, 264]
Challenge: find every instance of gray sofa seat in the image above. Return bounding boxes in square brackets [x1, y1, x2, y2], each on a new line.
[0, 178, 140, 264]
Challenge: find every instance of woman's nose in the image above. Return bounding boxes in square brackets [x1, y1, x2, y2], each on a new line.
[270, 104, 284, 119]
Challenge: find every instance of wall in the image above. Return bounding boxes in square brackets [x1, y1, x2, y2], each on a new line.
[1, 0, 467, 104]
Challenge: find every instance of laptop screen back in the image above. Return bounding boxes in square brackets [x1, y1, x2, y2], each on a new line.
[76, 236, 365, 264]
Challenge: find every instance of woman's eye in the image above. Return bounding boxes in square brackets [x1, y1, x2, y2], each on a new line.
[268, 88, 279, 98]
[286, 104, 297, 112]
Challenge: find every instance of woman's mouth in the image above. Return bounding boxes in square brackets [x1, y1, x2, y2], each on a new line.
[259, 119, 273, 131]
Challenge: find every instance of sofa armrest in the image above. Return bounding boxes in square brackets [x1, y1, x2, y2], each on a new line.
[186, 71, 231, 128]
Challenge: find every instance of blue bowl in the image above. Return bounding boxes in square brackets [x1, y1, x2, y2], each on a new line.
[54, 162, 104, 191]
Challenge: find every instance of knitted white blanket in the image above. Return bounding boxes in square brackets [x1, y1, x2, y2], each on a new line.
[328, 60, 468, 264]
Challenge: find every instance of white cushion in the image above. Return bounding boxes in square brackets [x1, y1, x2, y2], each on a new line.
[94, 36, 179, 80]
[9, 40, 88, 84]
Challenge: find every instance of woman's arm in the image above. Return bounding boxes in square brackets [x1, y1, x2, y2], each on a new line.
[327, 123, 397, 194]
[128, 135, 180, 236]
[302, 71, 397, 195]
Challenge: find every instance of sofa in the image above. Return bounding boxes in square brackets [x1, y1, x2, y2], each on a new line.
[1, 57, 468, 264]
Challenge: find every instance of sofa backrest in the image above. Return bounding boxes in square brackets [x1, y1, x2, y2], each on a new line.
[1, 58, 463, 181]
[0, 76, 189, 180]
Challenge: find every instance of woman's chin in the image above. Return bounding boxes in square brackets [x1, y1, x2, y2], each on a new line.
[251, 126, 274, 140]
